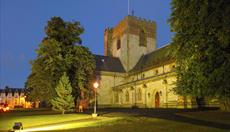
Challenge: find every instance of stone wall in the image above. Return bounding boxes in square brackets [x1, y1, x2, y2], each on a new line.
[97, 71, 125, 108]
[109, 62, 179, 108]
[104, 28, 113, 56]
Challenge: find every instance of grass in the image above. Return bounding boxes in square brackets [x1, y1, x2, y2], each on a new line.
[0, 110, 85, 130]
[0, 114, 89, 129]
[0, 109, 229, 132]
[176, 110, 230, 125]
[71, 117, 229, 132]
[0, 109, 121, 131]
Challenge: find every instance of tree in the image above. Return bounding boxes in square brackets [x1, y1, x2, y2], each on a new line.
[25, 17, 95, 105]
[169, 0, 230, 110]
[51, 72, 74, 114]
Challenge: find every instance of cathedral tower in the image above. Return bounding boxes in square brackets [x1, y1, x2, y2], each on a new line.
[104, 16, 157, 71]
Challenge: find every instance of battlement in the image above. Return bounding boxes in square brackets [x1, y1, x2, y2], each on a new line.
[111, 15, 156, 39]
[125, 15, 156, 25]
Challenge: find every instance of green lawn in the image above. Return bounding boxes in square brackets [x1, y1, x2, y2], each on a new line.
[0, 110, 120, 131]
[0, 109, 229, 132]
[0, 113, 89, 130]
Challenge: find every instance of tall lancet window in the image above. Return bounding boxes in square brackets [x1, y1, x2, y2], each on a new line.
[139, 29, 147, 47]
[137, 88, 142, 101]
[115, 92, 119, 103]
[117, 38, 121, 50]
[125, 91, 129, 102]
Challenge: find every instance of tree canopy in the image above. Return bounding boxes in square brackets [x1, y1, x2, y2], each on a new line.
[169, 0, 230, 110]
[25, 17, 95, 105]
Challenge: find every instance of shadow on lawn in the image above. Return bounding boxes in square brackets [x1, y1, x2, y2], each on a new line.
[85, 108, 230, 130]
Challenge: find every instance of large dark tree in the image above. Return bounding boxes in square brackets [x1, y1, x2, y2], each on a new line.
[25, 17, 95, 105]
[169, 0, 230, 110]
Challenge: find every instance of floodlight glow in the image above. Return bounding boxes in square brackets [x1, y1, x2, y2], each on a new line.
[22, 117, 120, 132]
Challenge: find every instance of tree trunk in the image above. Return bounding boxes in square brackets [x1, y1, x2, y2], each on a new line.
[62, 110, 65, 114]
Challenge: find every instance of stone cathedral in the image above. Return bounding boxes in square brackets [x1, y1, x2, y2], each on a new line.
[94, 16, 217, 108]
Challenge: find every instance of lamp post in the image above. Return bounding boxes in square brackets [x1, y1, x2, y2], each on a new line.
[92, 82, 99, 117]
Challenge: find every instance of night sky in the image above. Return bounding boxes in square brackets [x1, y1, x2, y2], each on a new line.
[0, 0, 173, 88]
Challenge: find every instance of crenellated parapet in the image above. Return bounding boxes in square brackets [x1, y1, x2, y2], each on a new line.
[112, 15, 156, 39]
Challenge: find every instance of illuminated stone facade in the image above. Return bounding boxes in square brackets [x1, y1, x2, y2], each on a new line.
[96, 16, 217, 108]
[104, 16, 156, 71]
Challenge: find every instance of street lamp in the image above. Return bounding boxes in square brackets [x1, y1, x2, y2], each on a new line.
[92, 82, 99, 117]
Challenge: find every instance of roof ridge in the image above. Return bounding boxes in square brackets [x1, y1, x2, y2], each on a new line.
[145, 43, 171, 56]
[94, 54, 120, 59]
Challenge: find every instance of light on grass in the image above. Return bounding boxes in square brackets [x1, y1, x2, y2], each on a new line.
[22, 125, 67, 132]
[22, 123, 83, 132]
[22, 117, 120, 132]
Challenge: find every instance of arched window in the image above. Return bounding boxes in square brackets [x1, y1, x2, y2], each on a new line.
[137, 89, 142, 101]
[125, 91, 129, 102]
[117, 39, 121, 50]
[139, 29, 147, 47]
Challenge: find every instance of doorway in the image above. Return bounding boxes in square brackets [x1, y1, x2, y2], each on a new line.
[155, 92, 160, 108]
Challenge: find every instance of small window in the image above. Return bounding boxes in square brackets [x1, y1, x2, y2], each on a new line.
[154, 70, 158, 75]
[171, 65, 176, 71]
[139, 29, 147, 47]
[132, 77, 134, 81]
[117, 39, 121, 50]
[130, 87, 134, 91]
[142, 74, 145, 79]
[163, 79, 167, 84]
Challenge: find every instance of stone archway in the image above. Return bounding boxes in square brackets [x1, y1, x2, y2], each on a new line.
[155, 92, 160, 108]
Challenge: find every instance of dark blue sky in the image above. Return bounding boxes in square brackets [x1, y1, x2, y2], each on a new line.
[0, 0, 173, 88]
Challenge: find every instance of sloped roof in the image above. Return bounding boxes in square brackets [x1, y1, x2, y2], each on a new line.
[0, 88, 25, 93]
[130, 44, 174, 73]
[94, 55, 126, 73]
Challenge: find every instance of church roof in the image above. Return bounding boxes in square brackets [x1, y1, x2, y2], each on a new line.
[130, 44, 174, 73]
[94, 55, 126, 73]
